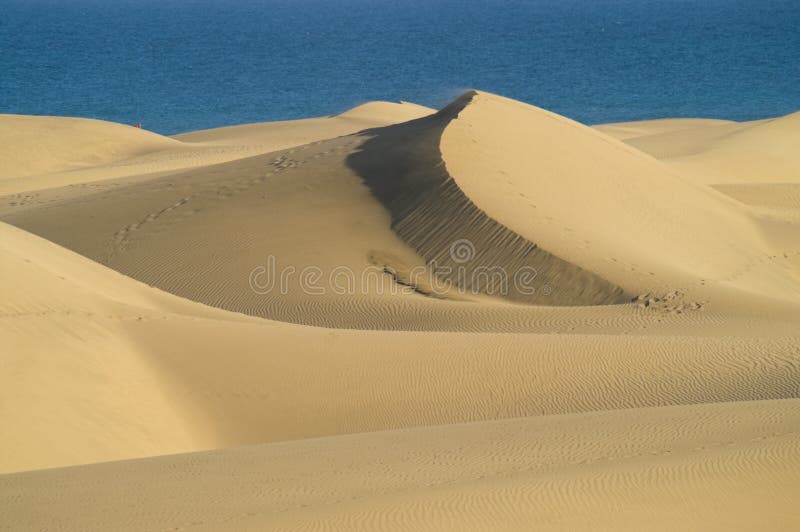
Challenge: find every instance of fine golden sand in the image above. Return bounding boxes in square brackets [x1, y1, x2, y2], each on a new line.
[1, 91, 798, 531]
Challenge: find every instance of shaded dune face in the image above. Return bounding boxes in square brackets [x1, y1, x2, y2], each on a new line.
[347, 92, 629, 305]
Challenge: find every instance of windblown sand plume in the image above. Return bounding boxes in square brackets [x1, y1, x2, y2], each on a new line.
[1, 91, 799, 531]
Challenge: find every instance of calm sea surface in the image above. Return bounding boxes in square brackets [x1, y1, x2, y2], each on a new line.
[2, 0, 798, 134]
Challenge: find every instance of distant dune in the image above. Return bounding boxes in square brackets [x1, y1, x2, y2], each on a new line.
[0, 114, 178, 180]
[597, 112, 800, 185]
[1, 92, 799, 531]
[0, 101, 434, 196]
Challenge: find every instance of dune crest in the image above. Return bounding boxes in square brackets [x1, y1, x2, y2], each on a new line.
[441, 91, 800, 303]
[348, 92, 628, 305]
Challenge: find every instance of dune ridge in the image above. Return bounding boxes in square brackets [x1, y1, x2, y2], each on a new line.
[441, 92, 800, 305]
[0, 101, 434, 196]
[348, 92, 628, 305]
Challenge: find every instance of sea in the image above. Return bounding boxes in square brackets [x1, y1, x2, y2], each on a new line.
[1, 0, 799, 135]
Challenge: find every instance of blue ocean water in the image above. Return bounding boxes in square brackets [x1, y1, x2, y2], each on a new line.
[1, 0, 798, 135]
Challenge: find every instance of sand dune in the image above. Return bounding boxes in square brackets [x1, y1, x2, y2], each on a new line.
[1, 91, 799, 530]
[442, 92, 800, 304]
[599, 112, 800, 185]
[663, 112, 800, 185]
[4, 91, 798, 327]
[5, 219, 796, 476]
[597, 111, 800, 286]
[173, 100, 434, 146]
[597, 119, 753, 159]
[3, 400, 799, 531]
[0, 114, 178, 180]
[593, 117, 738, 140]
[0, 101, 433, 196]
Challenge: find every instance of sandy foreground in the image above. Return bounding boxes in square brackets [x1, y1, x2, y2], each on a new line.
[1, 91, 798, 530]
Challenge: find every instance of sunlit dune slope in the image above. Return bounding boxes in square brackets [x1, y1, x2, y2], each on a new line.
[596, 111, 800, 276]
[441, 92, 800, 302]
[3, 400, 799, 532]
